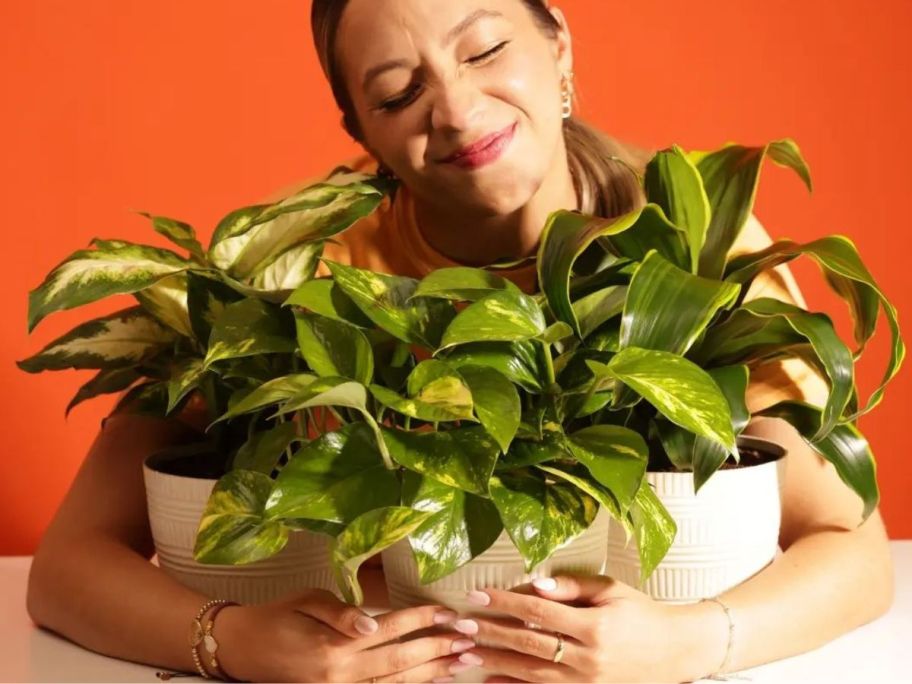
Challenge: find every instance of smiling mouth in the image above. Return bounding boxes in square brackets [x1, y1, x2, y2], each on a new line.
[440, 122, 517, 170]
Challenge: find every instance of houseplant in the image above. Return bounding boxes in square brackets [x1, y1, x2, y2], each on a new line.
[532, 139, 905, 600]
[19, 166, 393, 603]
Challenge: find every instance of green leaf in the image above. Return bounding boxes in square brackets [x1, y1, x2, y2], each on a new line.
[414, 267, 520, 302]
[203, 299, 297, 368]
[439, 290, 546, 350]
[572, 286, 626, 340]
[725, 236, 904, 419]
[406, 360, 474, 415]
[284, 278, 373, 328]
[402, 472, 503, 583]
[327, 261, 456, 348]
[537, 207, 688, 336]
[28, 241, 188, 331]
[18, 307, 178, 373]
[566, 425, 649, 511]
[209, 174, 387, 278]
[589, 348, 736, 453]
[332, 506, 434, 604]
[381, 425, 499, 496]
[620, 251, 740, 355]
[759, 401, 878, 522]
[458, 365, 521, 453]
[66, 366, 143, 416]
[535, 463, 626, 525]
[295, 312, 374, 385]
[232, 421, 299, 475]
[704, 298, 853, 439]
[629, 482, 677, 585]
[690, 139, 812, 278]
[137, 212, 205, 262]
[167, 357, 205, 413]
[186, 271, 244, 344]
[135, 273, 193, 338]
[644, 145, 712, 273]
[489, 472, 598, 571]
[445, 340, 545, 393]
[266, 423, 400, 524]
[193, 470, 289, 565]
[215, 373, 317, 423]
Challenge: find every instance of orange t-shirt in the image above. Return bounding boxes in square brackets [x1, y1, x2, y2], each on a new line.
[288, 153, 827, 412]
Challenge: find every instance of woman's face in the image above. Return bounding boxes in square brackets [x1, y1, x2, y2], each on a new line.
[335, 0, 573, 216]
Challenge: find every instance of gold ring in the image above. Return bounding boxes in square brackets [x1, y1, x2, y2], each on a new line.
[552, 633, 565, 664]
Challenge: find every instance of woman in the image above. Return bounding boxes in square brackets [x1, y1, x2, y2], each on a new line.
[27, 1, 894, 682]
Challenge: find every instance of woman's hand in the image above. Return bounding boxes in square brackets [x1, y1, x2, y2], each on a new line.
[215, 589, 475, 682]
[451, 574, 726, 683]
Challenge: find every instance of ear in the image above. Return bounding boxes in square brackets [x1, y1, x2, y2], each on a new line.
[547, 6, 574, 76]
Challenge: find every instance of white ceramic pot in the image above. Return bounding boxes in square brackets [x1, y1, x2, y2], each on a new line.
[382, 507, 611, 613]
[605, 436, 787, 603]
[143, 449, 336, 605]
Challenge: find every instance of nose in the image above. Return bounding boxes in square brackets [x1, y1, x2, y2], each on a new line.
[429, 76, 483, 134]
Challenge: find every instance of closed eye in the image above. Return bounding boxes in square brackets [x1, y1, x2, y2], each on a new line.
[468, 41, 509, 64]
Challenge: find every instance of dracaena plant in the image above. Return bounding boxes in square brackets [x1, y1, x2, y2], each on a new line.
[19, 167, 392, 461]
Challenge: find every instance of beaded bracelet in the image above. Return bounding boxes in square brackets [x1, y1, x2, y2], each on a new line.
[155, 598, 239, 682]
[201, 601, 240, 681]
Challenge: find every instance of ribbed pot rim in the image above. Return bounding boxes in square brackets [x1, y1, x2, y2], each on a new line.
[144, 443, 224, 483]
[647, 434, 786, 477]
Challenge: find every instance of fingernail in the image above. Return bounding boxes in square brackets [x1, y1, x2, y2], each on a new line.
[466, 590, 491, 606]
[533, 577, 558, 592]
[449, 662, 474, 674]
[433, 678, 455, 683]
[459, 652, 485, 666]
[354, 615, 379, 635]
[434, 610, 458, 624]
[453, 619, 479, 635]
[451, 639, 476, 653]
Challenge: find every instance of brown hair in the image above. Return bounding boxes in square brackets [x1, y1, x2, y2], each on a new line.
[311, 0, 652, 218]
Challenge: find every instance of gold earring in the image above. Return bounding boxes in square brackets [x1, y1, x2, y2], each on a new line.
[561, 70, 575, 119]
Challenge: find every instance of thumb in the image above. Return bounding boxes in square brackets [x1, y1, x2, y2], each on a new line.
[531, 573, 631, 604]
[291, 589, 379, 638]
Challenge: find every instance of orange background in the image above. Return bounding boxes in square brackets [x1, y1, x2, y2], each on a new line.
[1, 0, 910, 554]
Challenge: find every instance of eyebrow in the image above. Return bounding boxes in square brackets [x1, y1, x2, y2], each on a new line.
[361, 9, 505, 90]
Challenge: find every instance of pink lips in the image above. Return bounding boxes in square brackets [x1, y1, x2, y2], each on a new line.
[441, 123, 517, 170]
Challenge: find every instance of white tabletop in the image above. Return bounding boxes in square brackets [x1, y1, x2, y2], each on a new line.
[2, 543, 910, 683]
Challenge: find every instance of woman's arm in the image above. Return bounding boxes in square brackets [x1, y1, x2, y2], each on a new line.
[679, 415, 895, 678]
[26, 411, 220, 674]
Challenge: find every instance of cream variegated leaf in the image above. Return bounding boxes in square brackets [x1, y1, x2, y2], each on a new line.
[135, 273, 193, 338]
[18, 307, 179, 373]
[137, 212, 205, 262]
[28, 241, 189, 331]
[248, 241, 324, 294]
[209, 174, 387, 278]
[66, 366, 144, 416]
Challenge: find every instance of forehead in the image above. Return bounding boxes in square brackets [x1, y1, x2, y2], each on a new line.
[336, 0, 526, 79]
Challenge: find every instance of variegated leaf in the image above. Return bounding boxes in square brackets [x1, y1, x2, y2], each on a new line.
[28, 241, 188, 331]
[186, 271, 244, 344]
[135, 273, 193, 338]
[203, 299, 297, 368]
[137, 212, 205, 262]
[331, 506, 434, 604]
[194, 470, 289, 565]
[66, 366, 143, 416]
[216, 373, 318, 423]
[18, 307, 178, 373]
[413, 267, 520, 302]
[248, 241, 324, 294]
[167, 357, 205, 413]
[439, 290, 547, 350]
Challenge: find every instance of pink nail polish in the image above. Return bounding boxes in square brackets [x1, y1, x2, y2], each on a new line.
[459, 652, 484, 666]
[533, 577, 558, 592]
[449, 662, 474, 674]
[451, 639, 475, 653]
[466, 590, 491, 606]
[453, 619, 479, 636]
[434, 610, 458, 624]
[354, 615, 379, 635]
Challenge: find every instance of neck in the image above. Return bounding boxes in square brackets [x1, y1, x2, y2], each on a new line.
[411, 146, 579, 266]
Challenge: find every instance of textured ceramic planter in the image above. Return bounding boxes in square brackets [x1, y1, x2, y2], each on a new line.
[382, 507, 611, 613]
[143, 448, 335, 605]
[605, 435, 787, 603]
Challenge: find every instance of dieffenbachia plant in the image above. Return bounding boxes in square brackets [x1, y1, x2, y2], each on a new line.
[19, 166, 392, 461]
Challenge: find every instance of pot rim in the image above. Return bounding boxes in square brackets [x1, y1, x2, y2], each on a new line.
[144, 442, 223, 481]
[647, 434, 786, 475]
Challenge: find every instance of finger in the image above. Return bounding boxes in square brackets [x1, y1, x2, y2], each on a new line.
[484, 678, 526, 683]
[365, 655, 461, 683]
[355, 604, 459, 649]
[289, 589, 382, 638]
[462, 646, 577, 683]
[467, 589, 588, 641]
[354, 635, 474, 681]
[529, 574, 632, 604]
[471, 616, 584, 668]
